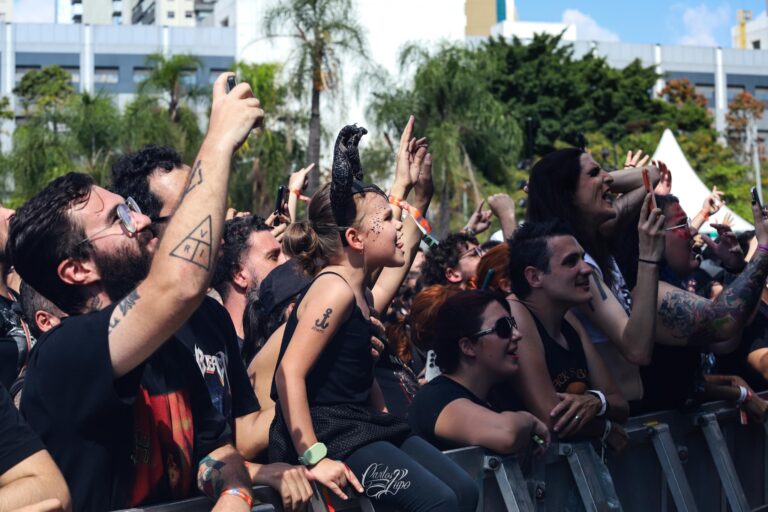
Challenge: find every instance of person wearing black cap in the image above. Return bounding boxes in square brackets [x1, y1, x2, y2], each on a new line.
[270, 119, 479, 512]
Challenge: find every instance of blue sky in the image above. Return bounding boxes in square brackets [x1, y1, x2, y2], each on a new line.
[518, 1, 767, 47]
[12, 1, 768, 48]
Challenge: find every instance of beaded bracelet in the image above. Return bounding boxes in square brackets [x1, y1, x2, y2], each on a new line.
[758, 244, 768, 255]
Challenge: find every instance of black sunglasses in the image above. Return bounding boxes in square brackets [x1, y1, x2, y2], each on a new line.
[468, 316, 517, 340]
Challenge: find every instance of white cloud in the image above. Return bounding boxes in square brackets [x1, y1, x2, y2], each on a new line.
[675, 4, 730, 46]
[14, 0, 55, 23]
[562, 9, 620, 42]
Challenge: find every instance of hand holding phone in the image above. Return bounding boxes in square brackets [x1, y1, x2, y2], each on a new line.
[226, 75, 237, 94]
[752, 187, 766, 219]
[273, 185, 288, 227]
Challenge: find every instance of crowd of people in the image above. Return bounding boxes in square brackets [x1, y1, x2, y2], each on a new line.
[1, 72, 768, 512]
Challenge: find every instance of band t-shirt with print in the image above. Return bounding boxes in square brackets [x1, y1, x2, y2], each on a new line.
[175, 297, 260, 422]
[408, 375, 491, 451]
[20, 303, 232, 511]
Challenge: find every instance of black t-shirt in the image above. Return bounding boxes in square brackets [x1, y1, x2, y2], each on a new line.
[0, 382, 43, 475]
[374, 344, 420, 418]
[273, 273, 375, 406]
[177, 297, 260, 422]
[20, 303, 232, 511]
[634, 345, 701, 414]
[530, 313, 590, 393]
[408, 375, 490, 451]
[716, 302, 768, 392]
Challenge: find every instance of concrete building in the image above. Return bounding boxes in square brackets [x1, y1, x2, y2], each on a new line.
[70, 0, 199, 26]
[71, 0, 123, 25]
[732, 9, 768, 50]
[0, 0, 11, 23]
[465, 0, 575, 41]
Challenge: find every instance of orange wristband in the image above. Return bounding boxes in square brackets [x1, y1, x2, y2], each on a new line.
[220, 487, 254, 508]
[389, 195, 404, 207]
[290, 188, 302, 198]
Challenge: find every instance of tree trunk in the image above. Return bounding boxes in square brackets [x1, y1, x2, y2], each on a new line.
[307, 86, 322, 194]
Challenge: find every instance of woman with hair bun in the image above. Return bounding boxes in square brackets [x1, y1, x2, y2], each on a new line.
[270, 118, 479, 512]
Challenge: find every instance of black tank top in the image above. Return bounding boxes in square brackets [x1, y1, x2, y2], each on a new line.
[528, 310, 590, 393]
[271, 272, 375, 406]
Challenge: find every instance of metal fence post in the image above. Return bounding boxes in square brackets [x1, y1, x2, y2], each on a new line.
[698, 413, 750, 512]
[484, 454, 534, 512]
[558, 443, 623, 512]
[646, 422, 699, 512]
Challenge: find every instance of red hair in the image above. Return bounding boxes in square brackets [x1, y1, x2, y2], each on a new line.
[410, 284, 462, 351]
[475, 243, 509, 293]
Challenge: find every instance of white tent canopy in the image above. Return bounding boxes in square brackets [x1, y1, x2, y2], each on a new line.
[652, 129, 754, 233]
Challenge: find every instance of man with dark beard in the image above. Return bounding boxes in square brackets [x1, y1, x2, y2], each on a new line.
[112, 147, 314, 511]
[9, 74, 264, 511]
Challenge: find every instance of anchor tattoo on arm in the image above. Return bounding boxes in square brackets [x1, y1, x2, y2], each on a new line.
[312, 308, 333, 332]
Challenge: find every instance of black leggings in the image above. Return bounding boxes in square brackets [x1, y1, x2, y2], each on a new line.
[344, 436, 479, 512]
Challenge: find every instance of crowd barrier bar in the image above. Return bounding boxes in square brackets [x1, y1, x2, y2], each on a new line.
[116, 393, 768, 512]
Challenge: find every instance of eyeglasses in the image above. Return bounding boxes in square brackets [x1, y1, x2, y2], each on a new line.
[78, 197, 142, 245]
[664, 217, 692, 232]
[469, 316, 517, 340]
[459, 245, 485, 260]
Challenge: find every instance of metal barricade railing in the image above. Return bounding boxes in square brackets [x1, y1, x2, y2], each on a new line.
[116, 394, 768, 512]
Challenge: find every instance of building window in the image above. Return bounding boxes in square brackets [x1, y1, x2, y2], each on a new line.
[185, 10, 193, 18]
[62, 67, 80, 84]
[755, 87, 768, 103]
[180, 70, 197, 87]
[167, 10, 175, 18]
[753, 40, 762, 49]
[133, 68, 151, 83]
[95, 67, 119, 84]
[695, 84, 715, 106]
[113, 13, 122, 24]
[728, 86, 745, 102]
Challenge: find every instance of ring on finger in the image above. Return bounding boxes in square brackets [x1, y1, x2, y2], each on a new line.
[574, 414, 581, 422]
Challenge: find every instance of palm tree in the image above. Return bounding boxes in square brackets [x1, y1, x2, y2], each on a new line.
[369, 43, 522, 234]
[138, 53, 204, 123]
[264, 0, 368, 193]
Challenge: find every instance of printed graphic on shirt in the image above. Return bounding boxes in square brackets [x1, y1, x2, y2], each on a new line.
[193, 345, 230, 418]
[362, 463, 412, 499]
[130, 387, 195, 507]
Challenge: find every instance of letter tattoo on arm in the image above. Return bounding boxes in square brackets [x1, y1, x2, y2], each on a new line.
[659, 252, 768, 344]
[108, 289, 141, 333]
[312, 308, 333, 332]
[169, 216, 213, 270]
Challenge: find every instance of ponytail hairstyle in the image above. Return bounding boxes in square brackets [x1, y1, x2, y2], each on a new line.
[283, 124, 387, 275]
[475, 242, 511, 294]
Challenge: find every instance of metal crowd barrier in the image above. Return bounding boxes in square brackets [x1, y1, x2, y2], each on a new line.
[117, 392, 768, 512]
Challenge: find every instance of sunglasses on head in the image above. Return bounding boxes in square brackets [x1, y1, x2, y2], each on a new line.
[468, 316, 517, 340]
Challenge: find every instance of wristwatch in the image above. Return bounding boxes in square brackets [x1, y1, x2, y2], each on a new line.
[299, 442, 328, 466]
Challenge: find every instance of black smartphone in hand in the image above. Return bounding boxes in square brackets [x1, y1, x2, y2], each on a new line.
[752, 187, 766, 219]
[273, 185, 287, 226]
[226, 75, 237, 93]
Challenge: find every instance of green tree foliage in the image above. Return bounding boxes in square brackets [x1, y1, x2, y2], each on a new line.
[265, 0, 368, 193]
[228, 62, 305, 214]
[370, 43, 522, 233]
[138, 53, 204, 122]
[13, 65, 74, 116]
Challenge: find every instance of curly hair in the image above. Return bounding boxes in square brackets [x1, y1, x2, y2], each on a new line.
[212, 214, 271, 300]
[9, 173, 95, 314]
[420, 232, 479, 286]
[110, 145, 183, 219]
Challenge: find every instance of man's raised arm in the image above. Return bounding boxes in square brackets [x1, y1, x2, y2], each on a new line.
[109, 73, 264, 377]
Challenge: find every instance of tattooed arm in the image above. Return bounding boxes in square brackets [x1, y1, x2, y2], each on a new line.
[274, 274, 363, 500]
[107, 73, 264, 378]
[655, 254, 768, 346]
[197, 444, 252, 512]
[657, 200, 768, 346]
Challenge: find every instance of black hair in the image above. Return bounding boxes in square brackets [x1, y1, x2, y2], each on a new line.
[110, 145, 183, 219]
[507, 220, 575, 299]
[421, 232, 479, 286]
[654, 193, 680, 214]
[433, 290, 510, 373]
[241, 289, 299, 367]
[212, 214, 271, 301]
[9, 173, 95, 315]
[526, 148, 615, 287]
[19, 281, 62, 338]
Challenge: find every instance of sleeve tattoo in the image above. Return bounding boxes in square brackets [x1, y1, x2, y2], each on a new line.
[108, 289, 140, 333]
[659, 252, 768, 343]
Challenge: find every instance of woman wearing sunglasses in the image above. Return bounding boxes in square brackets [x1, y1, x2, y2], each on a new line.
[408, 290, 550, 455]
